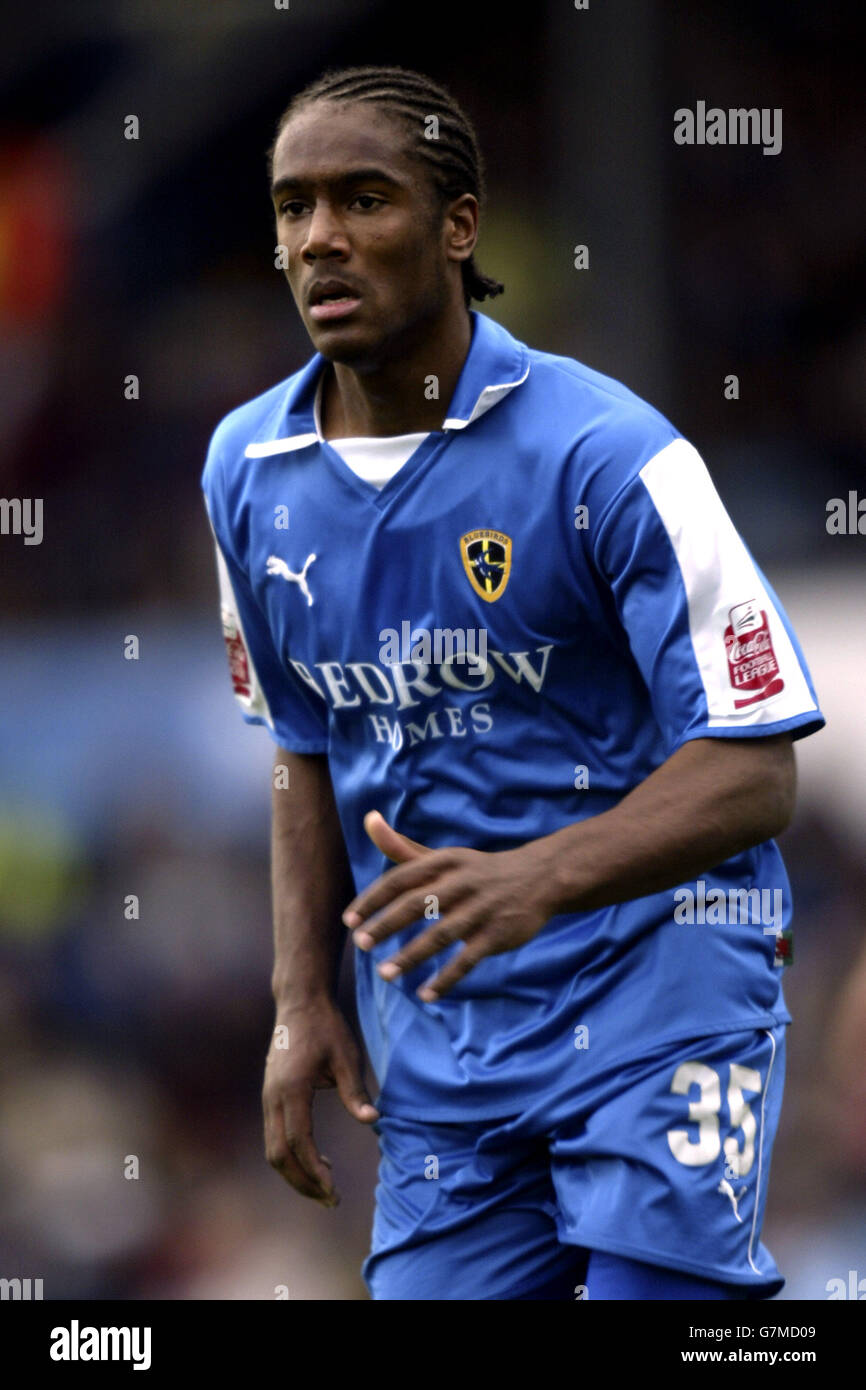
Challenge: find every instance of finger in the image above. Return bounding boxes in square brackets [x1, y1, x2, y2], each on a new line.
[272, 1145, 331, 1203]
[343, 854, 455, 930]
[415, 934, 495, 1000]
[375, 914, 471, 979]
[363, 810, 431, 862]
[264, 1100, 333, 1203]
[341, 813, 433, 930]
[281, 1095, 339, 1205]
[351, 880, 462, 952]
[330, 1052, 380, 1124]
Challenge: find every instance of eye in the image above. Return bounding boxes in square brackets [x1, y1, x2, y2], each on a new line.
[351, 194, 384, 210]
[278, 200, 306, 217]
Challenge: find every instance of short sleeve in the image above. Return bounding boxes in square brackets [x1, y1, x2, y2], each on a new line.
[593, 436, 825, 752]
[202, 446, 329, 754]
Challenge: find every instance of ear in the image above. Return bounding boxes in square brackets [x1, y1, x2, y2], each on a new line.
[444, 192, 479, 264]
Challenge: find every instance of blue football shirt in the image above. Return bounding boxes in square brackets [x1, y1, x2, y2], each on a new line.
[202, 309, 824, 1120]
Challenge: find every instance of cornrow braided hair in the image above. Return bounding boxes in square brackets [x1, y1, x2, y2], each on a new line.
[268, 64, 504, 308]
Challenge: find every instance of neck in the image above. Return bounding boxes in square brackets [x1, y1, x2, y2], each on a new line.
[321, 305, 472, 438]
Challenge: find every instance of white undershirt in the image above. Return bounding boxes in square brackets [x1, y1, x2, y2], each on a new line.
[313, 373, 430, 490]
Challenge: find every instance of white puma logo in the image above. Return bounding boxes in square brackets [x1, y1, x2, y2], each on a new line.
[717, 1178, 747, 1222]
[266, 553, 317, 607]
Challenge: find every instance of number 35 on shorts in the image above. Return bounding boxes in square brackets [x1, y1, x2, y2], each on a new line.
[667, 1061, 762, 1177]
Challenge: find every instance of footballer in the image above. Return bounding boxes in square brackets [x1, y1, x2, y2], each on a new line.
[202, 65, 825, 1300]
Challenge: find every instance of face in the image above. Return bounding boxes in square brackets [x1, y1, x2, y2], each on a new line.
[270, 100, 473, 368]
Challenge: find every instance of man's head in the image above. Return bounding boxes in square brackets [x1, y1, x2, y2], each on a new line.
[267, 65, 504, 369]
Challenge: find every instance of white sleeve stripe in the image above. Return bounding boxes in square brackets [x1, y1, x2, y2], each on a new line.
[639, 438, 817, 728]
[207, 516, 276, 731]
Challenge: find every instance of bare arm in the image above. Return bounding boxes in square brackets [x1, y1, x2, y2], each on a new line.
[542, 731, 796, 913]
[343, 734, 797, 998]
[263, 747, 378, 1207]
[269, 746, 354, 1004]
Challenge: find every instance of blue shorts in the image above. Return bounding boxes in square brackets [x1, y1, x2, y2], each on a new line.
[363, 1025, 786, 1300]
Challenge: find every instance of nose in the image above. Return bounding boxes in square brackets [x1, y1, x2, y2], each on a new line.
[301, 200, 348, 262]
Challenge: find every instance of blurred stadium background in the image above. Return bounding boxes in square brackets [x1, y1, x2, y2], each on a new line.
[0, 0, 863, 1300]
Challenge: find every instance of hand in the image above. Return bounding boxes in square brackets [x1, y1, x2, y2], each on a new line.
[262, 998, 379, 1206]
[342, 811, 560, 1000]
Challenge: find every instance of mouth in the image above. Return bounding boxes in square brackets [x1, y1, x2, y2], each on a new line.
[309, 294, 362, 322]
[307, 280, 363, 322]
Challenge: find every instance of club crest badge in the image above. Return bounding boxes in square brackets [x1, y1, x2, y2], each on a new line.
[460, 529, 512, 602]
